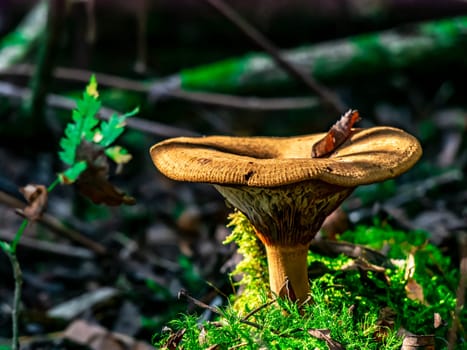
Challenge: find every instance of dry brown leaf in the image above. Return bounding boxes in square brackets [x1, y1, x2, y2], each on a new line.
[75, 141, 135, 206]
[433, 312, 444, 329]
[311, 109, 361, 158]
[198, 325, 208, 346]
[405, 277, 425, 304]
[162, 328, 186, 350]
[401, 334, 435, 349]
[278, 277, 297, 300]
[77, 165, 136, 206]
[308, 328, 344, 350]
[64, 319, 154, 350]
[18, 184, 48, 221]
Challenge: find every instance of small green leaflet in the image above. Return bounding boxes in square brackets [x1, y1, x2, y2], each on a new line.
[77, 93, 101, 142]
[105, 146, 132, 164]
[58, 161, 87, 184]
[95, 107, 139, 147]
[58, 75, 100, 166]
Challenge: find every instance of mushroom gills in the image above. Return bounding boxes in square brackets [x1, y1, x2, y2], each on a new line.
[215, 181, 354, 303]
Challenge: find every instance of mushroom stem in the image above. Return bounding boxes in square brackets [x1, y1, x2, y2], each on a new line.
[265, 244, 310, 303]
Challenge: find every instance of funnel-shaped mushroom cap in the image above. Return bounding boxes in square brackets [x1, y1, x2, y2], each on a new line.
[150, 126, 422, 244]
[150, 126, 422, 188]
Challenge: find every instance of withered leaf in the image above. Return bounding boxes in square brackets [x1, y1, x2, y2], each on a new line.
[18, 184, 48, 221]
[401, 334, 435, 349]
[64, 319, 154, 350]
[308, 328, 345, 350]
[405, 277, 425, 304]
[278, 277, 297, 300]
[163, 328, 186, 350]
[433, 312, 444, 329]
[311, 109, 361, 158]
[75, 141, 135, 206]
[76, 166, 136, 206]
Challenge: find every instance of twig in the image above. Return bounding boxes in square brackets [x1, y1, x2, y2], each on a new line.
[241, 299, 276, 322]
[202, 0, 346, 115]
[178, 289, 221, 315]
[0, 230, 94, 259]
[3, 248, 22, 350]
[178, 289, 262, 329]
[384, 169, 464, 208]
[0, 220, 28, 350]
[0, 190, 107, 255]
[1, 64, 320, 111]
[51, 93, 200, 137]
[0, 81, 199, 137]
[169, 90, 319, 111]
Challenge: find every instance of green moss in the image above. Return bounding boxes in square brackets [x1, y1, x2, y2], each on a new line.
[180, 57, 247, 93]
[339, 224, 459, 336]
[223, 210, 269, 314]
[155, 212, 463, 349]
[156, 280, 403, 349]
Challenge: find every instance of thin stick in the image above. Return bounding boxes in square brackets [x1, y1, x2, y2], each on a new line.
[241, 299, 276, 322]
[0, 81, 199, 137]
[202, 0, 346, 115]
[0, 190, 107, 255]
[178, 289, 262, 329]
[169, 90, 319, 111]
[5, 249, 22, 350]
[1, 64, 320, 111]
[178, 289, 221, 315]
[0, 219, 27, 350]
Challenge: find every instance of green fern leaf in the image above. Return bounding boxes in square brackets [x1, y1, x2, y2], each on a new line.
[58, 123, 80, 165]
[97, 107, 139, 147]
[76, 93, 101, 141]
[58, 76, 101, 165]
[58, 74, 138, 193]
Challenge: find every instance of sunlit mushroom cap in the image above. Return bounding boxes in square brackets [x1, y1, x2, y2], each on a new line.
[150, 126, 422, 188]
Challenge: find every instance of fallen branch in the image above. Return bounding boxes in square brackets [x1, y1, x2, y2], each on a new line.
[0, 81, 199, 137]
[0, 190, 107, 255]
[0, 64, 320, 111]
[201, 0, 345, 115]
[164, 16, 467, 94]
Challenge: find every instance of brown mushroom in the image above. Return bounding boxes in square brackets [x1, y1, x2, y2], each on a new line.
[149, 125, 422, 303]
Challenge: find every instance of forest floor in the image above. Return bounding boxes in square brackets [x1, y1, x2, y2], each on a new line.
[0, 2, 466, 349]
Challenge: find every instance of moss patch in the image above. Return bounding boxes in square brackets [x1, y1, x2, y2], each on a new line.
[155, 211, 463, 349]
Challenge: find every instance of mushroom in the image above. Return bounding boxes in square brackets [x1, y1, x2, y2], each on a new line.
[149, 125, 422, 303]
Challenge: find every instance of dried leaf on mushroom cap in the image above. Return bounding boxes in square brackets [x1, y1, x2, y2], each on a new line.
[311, 109, 361, 158]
